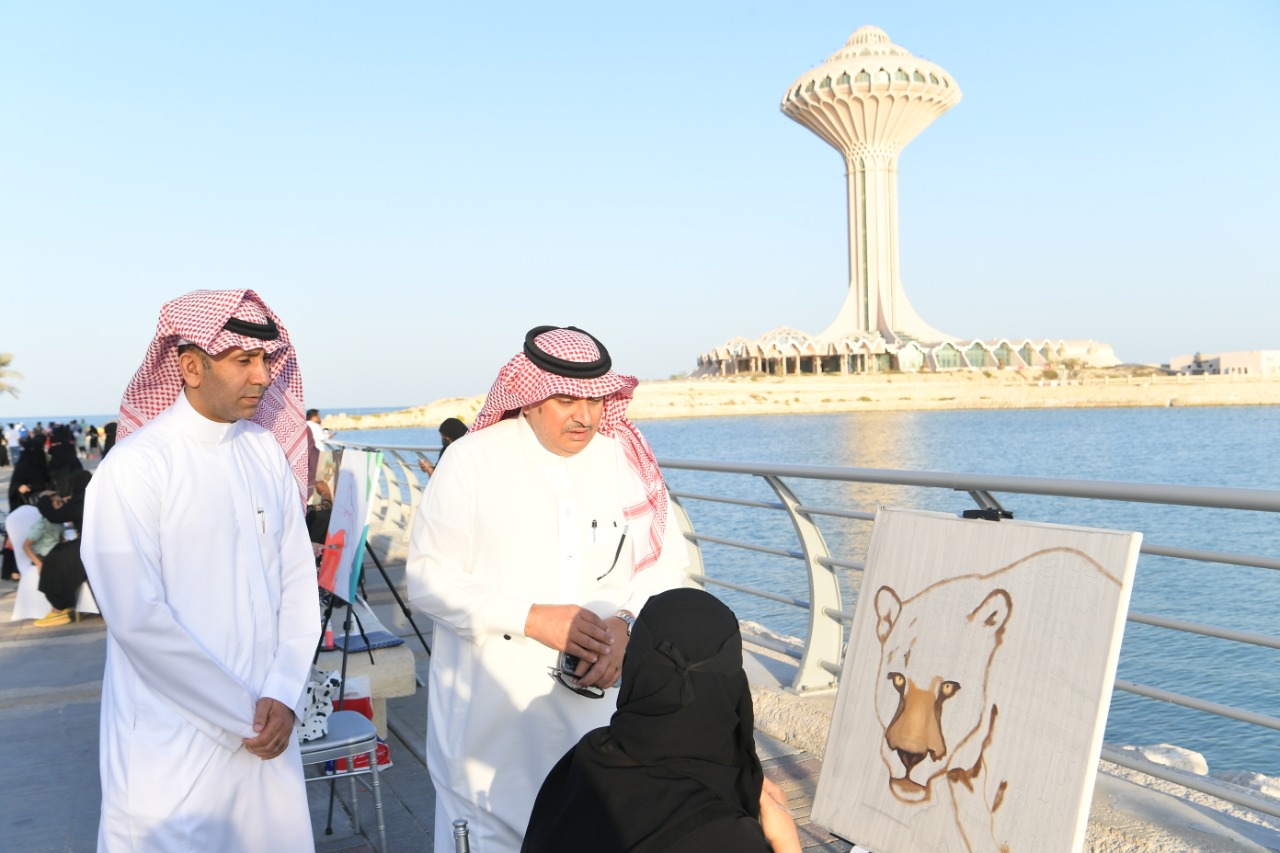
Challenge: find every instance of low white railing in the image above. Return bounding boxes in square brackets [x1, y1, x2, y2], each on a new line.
[331, 438, 1280, 818]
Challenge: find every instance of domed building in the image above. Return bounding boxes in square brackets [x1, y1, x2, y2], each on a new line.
[696, 26, 1118, 376]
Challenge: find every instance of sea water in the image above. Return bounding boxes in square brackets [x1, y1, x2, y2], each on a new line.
[337, 406, 1280, 775]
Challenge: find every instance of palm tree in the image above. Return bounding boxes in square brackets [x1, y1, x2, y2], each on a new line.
[0, 352, 21, 397]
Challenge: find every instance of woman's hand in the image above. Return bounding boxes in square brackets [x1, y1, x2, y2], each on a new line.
[759, 776, 801, 853]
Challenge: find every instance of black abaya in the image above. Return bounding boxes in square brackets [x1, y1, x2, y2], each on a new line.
[522, 588, 769, 853]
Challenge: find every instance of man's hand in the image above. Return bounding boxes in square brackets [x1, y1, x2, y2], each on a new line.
[243, 697, 296, 760]
[574, 616, 630, 689]
[525, 604, 612, 668]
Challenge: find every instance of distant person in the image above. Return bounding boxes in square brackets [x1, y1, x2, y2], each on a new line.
[4, 423, 19, 465]
[46, 424, 84, 495]
[86, 423, 101, 458]
[416, 416, 468, 476]
[406, 325, 688, 853]
[36, 470, 95, 626]
[82, 289, 320, 851]
[5, 503, 52, 619]
[11, 493, 66, 623]
[8, 436, 51, 511]
[1, 525, 18, 580]
[101, 421, 117, 457]
[522, 588, 801, 853]
[305, 407, 330, 449]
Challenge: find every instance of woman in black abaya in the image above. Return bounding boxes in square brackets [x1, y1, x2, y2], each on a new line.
[36, 470, 93, 616]
[46, 424, 84, 496]
[8, 436, 51, 511]
[522, 588, 801, 853]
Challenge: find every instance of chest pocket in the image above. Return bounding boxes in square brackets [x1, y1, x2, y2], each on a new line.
[589, 515, 631, 591]
[252, 500, 286, 591]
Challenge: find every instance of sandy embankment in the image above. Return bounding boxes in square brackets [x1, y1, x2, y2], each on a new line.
[322, 371, 1280, 431]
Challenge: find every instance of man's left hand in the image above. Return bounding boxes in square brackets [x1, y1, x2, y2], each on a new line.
[576, 616, 630, 689]
[243, 697, 296, 760]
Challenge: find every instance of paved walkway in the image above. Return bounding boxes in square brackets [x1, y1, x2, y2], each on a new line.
[0, 463, 849, 851]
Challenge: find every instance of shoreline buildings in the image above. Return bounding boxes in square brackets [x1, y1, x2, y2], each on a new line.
[1169, 350, 1280, 376]
[696, 26, 1118, 377]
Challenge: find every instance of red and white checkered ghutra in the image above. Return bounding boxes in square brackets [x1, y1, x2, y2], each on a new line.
[472, 327, 669, 570]
[116, 289, 309, 503]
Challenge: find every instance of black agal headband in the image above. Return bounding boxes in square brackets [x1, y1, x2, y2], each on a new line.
[223, 315, 280, 341]
[523, 326, 612, 378]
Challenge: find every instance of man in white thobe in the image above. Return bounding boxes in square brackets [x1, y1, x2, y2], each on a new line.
[407, 325, 689, 853]
[83, 290, 320, 852]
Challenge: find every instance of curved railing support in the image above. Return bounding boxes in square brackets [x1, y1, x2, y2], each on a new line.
[764, 475, 842, 693]
[668, 495, 706, 589]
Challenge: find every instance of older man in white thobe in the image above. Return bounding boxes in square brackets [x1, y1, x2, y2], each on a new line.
[406, 325, 689, 853]
[83, 290, 320, 852]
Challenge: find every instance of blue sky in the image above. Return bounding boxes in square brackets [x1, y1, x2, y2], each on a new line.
[3, 0, 1277, 418]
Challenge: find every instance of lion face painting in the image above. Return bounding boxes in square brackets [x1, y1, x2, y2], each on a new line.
[874, 582, 1011, 805]
[811, 509, 1140, 853]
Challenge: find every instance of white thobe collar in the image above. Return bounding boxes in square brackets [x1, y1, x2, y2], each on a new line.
[173, 390, 242, 446]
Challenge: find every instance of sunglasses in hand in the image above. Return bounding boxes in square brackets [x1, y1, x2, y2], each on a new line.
[548, 652, 605, 699]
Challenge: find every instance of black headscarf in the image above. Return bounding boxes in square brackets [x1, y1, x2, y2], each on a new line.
[522, 588, 767, 853]
[439, 417, 468, 445]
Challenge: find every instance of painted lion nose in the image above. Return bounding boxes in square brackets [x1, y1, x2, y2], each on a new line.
[885, 681, 949, 762]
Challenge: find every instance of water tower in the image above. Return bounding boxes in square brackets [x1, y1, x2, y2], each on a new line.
[782, 26, 961, 344]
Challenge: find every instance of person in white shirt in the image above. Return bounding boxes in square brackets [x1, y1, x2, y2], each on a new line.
[83, 289, 319, 852]
[5, 424, 20, 465]
[305, 408, 329, 450]
[406, 325, 689, 853]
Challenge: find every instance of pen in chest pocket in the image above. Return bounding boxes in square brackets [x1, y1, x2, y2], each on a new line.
[596, 523, 629, 582]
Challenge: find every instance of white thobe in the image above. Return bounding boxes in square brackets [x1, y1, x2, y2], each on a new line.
[82, 392, 321, 852]
[6, 505, 53, 620]
[406, 416, 689, 853]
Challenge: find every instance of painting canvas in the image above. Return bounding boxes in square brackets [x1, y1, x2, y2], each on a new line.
[318, 448, 383, 603]
[812, 508, 1141, 853]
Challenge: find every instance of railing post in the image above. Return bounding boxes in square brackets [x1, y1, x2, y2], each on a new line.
[763, 475, 842, 693]
[383, 450, 429, 541]
[668, 495, 704, 589]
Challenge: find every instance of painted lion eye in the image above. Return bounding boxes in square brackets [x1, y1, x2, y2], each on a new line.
[888, 672, 905, 692]
[940, 681, 960, 698]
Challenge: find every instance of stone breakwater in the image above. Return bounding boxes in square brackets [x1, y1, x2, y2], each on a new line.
[321, 372, 1280, 431]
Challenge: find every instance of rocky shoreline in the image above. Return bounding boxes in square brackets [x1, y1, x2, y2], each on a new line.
[321, 370, 1280, 431]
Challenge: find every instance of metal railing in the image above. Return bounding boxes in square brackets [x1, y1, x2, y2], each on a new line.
[331, 438, 1280, 819]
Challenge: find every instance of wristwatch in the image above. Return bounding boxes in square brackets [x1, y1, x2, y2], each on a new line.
[613, 610, 636, 636]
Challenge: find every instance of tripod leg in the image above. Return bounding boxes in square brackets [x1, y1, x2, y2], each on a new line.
[325, 777, 337, 835]
[363, 540, 431, 656]
[337, 601, 355, 702]
[313, 596, 337, 664]
[349, 602, 375, 664]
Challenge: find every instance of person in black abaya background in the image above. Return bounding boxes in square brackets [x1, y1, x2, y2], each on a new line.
[36, 470, 94, 621]
[8, 436, 52, 511]
[101, 421, 118, 457]
[522, 588, 801, 853]
[46, 424, 84, 496]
